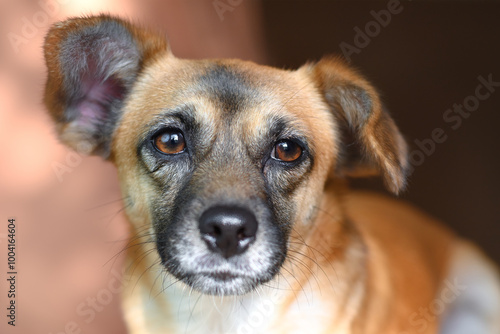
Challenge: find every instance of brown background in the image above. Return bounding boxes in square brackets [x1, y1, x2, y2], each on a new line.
[261, 1, 500, 264]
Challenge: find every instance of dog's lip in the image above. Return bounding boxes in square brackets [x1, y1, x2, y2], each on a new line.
[199, 271, 243, 281]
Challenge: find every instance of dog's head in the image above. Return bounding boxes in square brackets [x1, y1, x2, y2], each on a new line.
[44, 15, 408, 295]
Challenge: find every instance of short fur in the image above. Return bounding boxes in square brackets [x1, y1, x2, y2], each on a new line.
[43, 15, 500, 334]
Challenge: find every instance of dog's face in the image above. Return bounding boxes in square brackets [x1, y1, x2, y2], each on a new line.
[113, 58, 337, 295]
[44, 16, 408, 295]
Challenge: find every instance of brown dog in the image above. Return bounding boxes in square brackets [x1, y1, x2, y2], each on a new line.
[43, 15, 500, 334]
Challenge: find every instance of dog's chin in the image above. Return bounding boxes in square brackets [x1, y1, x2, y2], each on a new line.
[180, 271, 266, 295]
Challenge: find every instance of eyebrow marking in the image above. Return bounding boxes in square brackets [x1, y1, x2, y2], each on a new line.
[142, 106, 197, 132]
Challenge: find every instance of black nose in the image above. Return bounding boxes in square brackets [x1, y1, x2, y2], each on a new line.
[198, 206, 258, 259]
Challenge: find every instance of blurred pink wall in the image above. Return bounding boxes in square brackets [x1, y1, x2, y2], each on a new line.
[0, 1, 265, 333]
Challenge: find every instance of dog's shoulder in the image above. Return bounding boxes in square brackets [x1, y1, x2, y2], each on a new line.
[440, 240, 500, 334]
[343, 191, 455, 256]
[343, 191, 456, 333]
[342, 191, 500, 334]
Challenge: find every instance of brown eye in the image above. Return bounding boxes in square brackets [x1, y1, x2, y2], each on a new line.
[273, 140, 302, 162]
[153, 130, 186, 154]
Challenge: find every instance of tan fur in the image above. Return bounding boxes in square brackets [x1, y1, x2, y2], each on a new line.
[43, 15, 499, 334]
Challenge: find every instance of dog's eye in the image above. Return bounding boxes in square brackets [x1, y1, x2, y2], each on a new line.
[272, 140, 302, 162]
[153, 129, 186, 155]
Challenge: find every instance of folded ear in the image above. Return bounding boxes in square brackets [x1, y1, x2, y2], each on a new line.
[43, 14, 168, 157]
[306, 56, 408, 194]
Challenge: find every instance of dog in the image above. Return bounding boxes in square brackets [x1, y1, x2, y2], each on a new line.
[42, 15, 500, 334]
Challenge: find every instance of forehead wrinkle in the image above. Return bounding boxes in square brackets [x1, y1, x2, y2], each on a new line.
[188, 96, 245, 161]
[196, 63, 268, 116]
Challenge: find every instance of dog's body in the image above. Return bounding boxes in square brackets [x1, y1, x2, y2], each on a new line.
[122, 190, 500, 334]
[43, 15, 500, 334]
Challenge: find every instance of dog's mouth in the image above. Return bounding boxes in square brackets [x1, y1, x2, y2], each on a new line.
[184, 270, 261, 295]
[200, 270, 240, 282]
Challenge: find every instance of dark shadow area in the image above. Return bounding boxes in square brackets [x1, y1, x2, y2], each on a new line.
[262, 1, 500, 263]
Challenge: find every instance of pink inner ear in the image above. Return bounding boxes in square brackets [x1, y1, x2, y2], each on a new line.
[76, 75, 125, 127]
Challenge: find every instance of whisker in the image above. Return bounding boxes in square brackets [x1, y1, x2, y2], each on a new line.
[286, 251, 322, 295]
[277, 267, 301, 303]
[149, 266, 166, 300]
[102, 235, 156, 269]
[84, 196, 128, 212]
[185, 293, 203, 334]
[290, 221, 339, 291]
[152, 275, 182, 301]
[131, 251, 162, 294]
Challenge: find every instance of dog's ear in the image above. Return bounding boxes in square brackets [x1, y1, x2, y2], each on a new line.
[43, 14, 168, 157]
[306, 56, 408, 194]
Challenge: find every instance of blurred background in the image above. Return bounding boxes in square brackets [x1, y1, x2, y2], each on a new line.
[0, 0, 499, 333]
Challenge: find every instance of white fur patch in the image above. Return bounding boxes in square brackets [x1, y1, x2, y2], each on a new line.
[440, 241, 500, 334]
